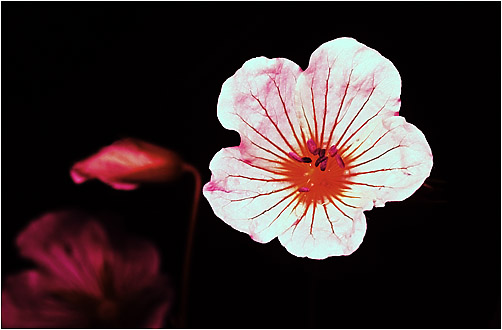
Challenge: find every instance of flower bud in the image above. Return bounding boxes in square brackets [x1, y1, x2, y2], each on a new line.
[70, 138, 183, 190]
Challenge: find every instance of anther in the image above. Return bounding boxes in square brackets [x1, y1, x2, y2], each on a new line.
[307, 139, 319, 155]
[320, 158, 328, 171]
[288, 152, 303, 162]
[315, 156, 328, 167]
[289, 152, 313, 164]
[299, 187, 310, 192]
[334, 154, 345, 168]
[328, 145, 338, 157]
[318, 148, 326, 158]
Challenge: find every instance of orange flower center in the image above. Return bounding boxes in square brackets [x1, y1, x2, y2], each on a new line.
[281, 140, 354, 206]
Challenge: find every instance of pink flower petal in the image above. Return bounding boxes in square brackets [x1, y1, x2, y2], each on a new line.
[342, 116, 433, 208]
[107, 181, 140, 190]
[278, 204, 368, 259]
[110, 237, 162, 295]
[16, 211, 108, 296]
[217, 57, 305, 158]
[4, 211, 172, 328]
[204, 38, 433, 259]
[144, 301, 172, 329]
[2, 270, 89, 328]
[296, 38, 401, 153]
[70, 138, 182, 190]
[205, 146, 299, 243]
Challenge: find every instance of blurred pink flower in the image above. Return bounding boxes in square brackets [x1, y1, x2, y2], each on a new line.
[70, 138, 182, 190]
[2, 211, 172, 328]
[203, 38, 433, 259]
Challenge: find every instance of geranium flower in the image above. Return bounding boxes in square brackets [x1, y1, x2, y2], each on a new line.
[2, 211, 172, 328]
[70, 138, 183, 190]
[203, 38, 433, 259]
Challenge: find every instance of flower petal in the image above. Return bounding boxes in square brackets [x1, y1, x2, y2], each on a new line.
[16, 211, 110, 296]
[143, 301, 172, 329]
[278, 202, 368, 259]
[343, 115, 433, 207]
[2, 270, 88, 328]
[70, 138, 182, 190]
[111, 237, 162, 295]
[295, 37, 401, 151]
[204, 146, 300, 243]
[218, 57, 307, 157]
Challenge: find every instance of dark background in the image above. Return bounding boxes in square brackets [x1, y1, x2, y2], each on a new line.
[2, 2, 500, 328]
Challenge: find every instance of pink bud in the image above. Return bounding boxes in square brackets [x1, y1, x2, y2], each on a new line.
[70, 138, 183, 190]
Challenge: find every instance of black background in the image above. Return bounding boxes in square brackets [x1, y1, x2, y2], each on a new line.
[2, 2, 500, 328]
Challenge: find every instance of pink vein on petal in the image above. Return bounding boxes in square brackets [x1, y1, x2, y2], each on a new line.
[250, 93, 299, 155]
[268, 75, 305, 154]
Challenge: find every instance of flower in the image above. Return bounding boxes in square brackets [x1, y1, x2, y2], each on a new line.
[2, 211, 172, 328]
[70, 138, 183, 190]
[203, 38, 433, 259]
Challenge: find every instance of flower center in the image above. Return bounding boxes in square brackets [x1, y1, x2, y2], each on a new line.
[284, 139, 352, 205]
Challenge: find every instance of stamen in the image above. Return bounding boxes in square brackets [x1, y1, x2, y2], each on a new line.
[299, 187, 310, 192]
[315, 156, 328, 167]
[288, 152, 303, 162]
[288, 152, 313, 164]
[307, 139, 319, 155]
[328, 145, 338, 157]
[320, 158, 328, 171]
[318, 148, 326, 158]
[334, 154, 345, 168]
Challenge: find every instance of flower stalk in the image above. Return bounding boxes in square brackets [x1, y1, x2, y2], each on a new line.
[179, 162, 201, 328]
